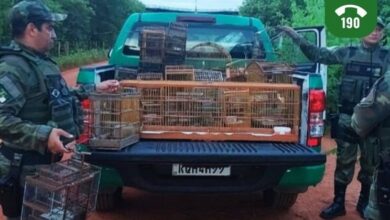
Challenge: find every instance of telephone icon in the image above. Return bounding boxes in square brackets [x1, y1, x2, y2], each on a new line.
[335, 4, 367, 17]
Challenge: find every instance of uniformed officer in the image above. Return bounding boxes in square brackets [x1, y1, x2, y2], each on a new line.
[352, 70, 390, 220]
[0, 0, 119, 218]
[279, 18, 389, 219]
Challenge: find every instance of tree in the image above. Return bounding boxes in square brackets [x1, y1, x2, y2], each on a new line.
[0, 0, 13, 44]
[89, 0, 144, 46]
[57, 0, 94, 43]
[239, 0, 306, 27]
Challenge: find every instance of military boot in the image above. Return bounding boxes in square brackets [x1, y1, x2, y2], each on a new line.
[320, 183, 347, 219]
[356, 184, 370, 218]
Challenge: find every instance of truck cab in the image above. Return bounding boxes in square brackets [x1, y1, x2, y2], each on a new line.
[78, 12, 327, 210]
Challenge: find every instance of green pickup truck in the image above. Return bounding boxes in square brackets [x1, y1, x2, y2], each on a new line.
[78, 11, 327, 211]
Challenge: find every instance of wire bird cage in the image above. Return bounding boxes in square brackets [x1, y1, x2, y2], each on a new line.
[165, 22, 187, 65]
[21, 159, 101, 220]
[121, 80, 300, 142]
[115, 67, 138, 80]
[165, 65, 195, 81]
[139, 28, 166, 73]
[194, 69, 224, 82]
[139, 29, 166, 64]
[245, 61, 294, 83]
[88, 88, 140, 150]
[137, 72, 163, 80]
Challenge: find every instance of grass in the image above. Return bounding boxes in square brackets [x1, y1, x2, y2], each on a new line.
[54, 49, 108, 71]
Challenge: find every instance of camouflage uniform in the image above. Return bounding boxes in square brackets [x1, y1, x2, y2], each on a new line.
[281, 20, 389, 218]
[352, 72, 390, 220]
[0, 0, 93, 217]
[289, 35, 389, 186]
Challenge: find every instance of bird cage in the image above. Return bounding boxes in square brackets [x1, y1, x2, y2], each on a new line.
[139, 29, 166, 64]
[137, 72, 163, 81]
[165, 22, 187, 65]
[21, 158, 101, 220]
[88, 87, 140, 150]
[165, 65, 195, 81]
[223, 89, 251, 127]
[115, 67, 137, 80]
[246, 61, 294, 83]
[194, 69, 224, 82]
[121, 80, 300, 142]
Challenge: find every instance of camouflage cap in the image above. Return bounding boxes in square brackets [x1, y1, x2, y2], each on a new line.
[9, 0, 67, 26]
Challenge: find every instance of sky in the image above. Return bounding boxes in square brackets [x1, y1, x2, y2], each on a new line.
[140, 0, 245, 11]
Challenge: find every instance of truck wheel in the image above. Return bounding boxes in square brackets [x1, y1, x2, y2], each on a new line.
[96, 187, 122, 211]
[263, 189, 298, 209]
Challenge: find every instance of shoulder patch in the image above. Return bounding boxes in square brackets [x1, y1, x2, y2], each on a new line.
[0, 75, 22, 102]
[0, 85, 11, 103]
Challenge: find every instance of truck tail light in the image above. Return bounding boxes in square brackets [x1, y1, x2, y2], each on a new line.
[307, 90, 325, 147]
[77, 99, 91, 144]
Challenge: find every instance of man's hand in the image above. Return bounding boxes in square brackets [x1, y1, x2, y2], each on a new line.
[96, 80, 120, 93]
[47, 128, 74, 154]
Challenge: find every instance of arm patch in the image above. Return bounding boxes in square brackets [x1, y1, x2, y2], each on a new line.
[0, 75, 22, 103]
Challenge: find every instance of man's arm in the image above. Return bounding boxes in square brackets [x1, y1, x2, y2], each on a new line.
[279, 26, 349, 65]
[70, 80, 119, 99]
[351, 73, 390, 137]
[0, 69, 51, 154]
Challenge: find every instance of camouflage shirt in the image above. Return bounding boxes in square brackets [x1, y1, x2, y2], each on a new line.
[351, 71, 390, 138]
[0, 41, 93, 155]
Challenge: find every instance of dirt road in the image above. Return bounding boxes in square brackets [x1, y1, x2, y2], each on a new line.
[61, 67, 362, 220]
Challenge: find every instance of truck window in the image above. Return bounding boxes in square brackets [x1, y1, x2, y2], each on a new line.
[123, 22, 265, 59]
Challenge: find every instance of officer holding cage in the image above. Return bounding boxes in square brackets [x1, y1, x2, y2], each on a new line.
[279, 18, 389, 219]
[0, 0, 119, 218]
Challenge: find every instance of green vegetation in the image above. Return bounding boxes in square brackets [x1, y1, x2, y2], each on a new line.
[55, 49, 107, 71]
[0, 0, 145, 70]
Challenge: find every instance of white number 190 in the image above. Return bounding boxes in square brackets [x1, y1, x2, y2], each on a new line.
[341, 17, 360, 29]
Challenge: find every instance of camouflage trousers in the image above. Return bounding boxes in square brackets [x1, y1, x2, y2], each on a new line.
[364, 146, 390, 220]
[334, 114, 378, 185]
[364, 172, 381, 220]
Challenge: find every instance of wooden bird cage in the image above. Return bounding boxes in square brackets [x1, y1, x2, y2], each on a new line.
[121, 80, 300, 142]
[246, 61, 294, 83]
[88, 88, 140, 150]
[165, 65, 195, 81]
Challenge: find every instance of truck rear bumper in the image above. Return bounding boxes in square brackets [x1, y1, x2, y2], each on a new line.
[85, 141, 326, 192]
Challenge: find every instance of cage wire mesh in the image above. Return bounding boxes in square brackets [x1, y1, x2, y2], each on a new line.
[121, 80, 300, 142]
[246, 61, 294, 83]
[88, 87, 140, 150]
[136, 72, 164, 80]
[194, 69, 224, 82]
[165, 65, 195, 81]
[21, 159, 101, 220]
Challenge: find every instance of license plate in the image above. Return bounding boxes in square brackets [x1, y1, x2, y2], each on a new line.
[172, 164, 231, 176]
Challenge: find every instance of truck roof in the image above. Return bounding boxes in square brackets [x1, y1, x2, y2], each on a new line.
[135, 12, 264, 28]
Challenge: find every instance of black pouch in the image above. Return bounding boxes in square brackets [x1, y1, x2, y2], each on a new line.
[0, 153, 23, 218]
